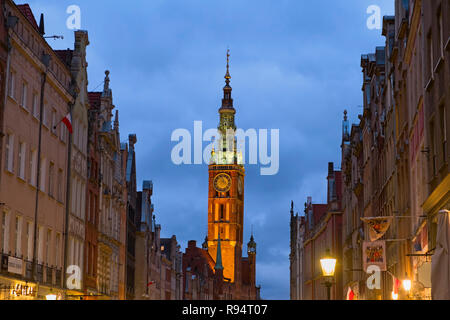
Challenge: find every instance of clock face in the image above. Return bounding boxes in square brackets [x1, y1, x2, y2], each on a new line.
[214, 173, 232, 193]
[237, 176, 243, 195]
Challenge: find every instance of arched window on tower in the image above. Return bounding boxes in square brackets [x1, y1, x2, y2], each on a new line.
[220, 205, 224, 220]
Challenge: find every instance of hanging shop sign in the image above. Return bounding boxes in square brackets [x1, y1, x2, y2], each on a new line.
[361, 217, 393, 242]
[363, 240, 387, 271]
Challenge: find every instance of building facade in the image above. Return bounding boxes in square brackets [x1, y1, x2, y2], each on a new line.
[289, 201, 305, 300]
[123, 134, 137, 300]
[92, 71, 126, 299]
[301, 163, 343, 300]
[60, 30, 90, 299]
[298, 0, 449, 300]
[0, 2, 72, 299]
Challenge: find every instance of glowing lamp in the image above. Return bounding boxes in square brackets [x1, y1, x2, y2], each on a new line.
[320, 249, 337, 277]
[391, 291, 398, 300]
[403, 279, 412, 292]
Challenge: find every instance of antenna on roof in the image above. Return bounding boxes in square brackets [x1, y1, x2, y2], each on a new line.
[44, 35, 64, 40]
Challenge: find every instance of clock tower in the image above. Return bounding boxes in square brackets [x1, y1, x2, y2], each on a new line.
[207, 50, 245, 284]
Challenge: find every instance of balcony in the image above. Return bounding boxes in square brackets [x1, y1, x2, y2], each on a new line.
[45, 266, 53, 285]
[36, 264, 43, 283]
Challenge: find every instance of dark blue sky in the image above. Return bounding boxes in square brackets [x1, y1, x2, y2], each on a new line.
[29, 0, 394, 299]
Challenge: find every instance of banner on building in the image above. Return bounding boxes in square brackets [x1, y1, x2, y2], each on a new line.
[361, 217, 393, 241]
[363, 240, 387, 272]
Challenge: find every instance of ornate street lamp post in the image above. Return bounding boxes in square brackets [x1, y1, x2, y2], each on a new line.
[320, 249, 337, 300]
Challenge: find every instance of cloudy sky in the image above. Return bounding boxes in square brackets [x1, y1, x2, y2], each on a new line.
[28, 0, 394, 299]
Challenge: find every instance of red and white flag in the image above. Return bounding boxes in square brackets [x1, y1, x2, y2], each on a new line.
[346, 287, 355, 300]
[62, 113, 73, 133]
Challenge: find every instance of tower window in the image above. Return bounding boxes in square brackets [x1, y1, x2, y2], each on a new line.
[220, 205, 224, 220]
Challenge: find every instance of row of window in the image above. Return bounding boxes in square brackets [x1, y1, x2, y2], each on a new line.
[8, 70, 69, 143]
[12, 12, 71, 90]
[4, 133, 65, 202]
[71, 177, 86, 220]
[68, 236, 84, 278]
[0, 212, 62, 267]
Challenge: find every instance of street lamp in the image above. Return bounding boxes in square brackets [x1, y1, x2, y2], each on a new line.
[391, 291, 399, 300]
[320, 249, 337, 300]
[403, 279, 412, 292]
[46, 288, 57, 300]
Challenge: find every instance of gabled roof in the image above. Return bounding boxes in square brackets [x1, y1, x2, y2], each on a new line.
[17, 4, 39, 32]
[313, 204, 327, 225]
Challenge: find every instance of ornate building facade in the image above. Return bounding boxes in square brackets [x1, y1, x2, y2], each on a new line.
[290, 201, 305, 300]
[91, 71, 126, 299]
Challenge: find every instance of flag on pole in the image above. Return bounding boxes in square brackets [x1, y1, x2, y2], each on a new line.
[393, 277, 401, 294]
[346, 287, 355, 300]
[62, 113, 73, 134]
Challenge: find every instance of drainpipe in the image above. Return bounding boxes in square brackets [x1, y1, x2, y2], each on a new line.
[32, 53, 51, 286]
[63, 97, 75, 297]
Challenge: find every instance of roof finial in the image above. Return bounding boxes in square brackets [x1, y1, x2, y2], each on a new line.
[225, 48, 231, 83]
[103, 70, 110, 94]
[344, 109, 348, 121]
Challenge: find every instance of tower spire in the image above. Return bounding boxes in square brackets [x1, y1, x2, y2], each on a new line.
[225, 49, 231, 85]
[215, 233, 224, 270]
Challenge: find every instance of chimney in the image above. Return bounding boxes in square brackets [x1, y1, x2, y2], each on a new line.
[328, 162, 334, 176]
[188, 240, 197, 248]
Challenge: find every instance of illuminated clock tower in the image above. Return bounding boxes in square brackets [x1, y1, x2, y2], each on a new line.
[207, 50, 244, 283]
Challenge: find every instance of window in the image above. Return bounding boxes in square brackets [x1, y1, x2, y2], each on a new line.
[5, 133, 14, 172]
[8, 71, 15, 99]
[69, 237, 74, 266]
[30, 149, 37, 186]
[430, 121, 436, 176]
[1, 212, 9, 253]
[57, 169, 63, 202]
[46, 229, 51, 265]
[60, 121, 66, 143]
[71, 179, 76, 214]
[15, 216, 22, 256]
[26, 221, 33, 260]
[42, 105, 48, 127]
[21, 82, 28, 109]
[32, 92, 39, 118]
[438, 7, 443, 58]
[18, 142, 26, 180]
[40, 158, 46, 192]
[55, 233, 61, 267]
[440, 105, 447, 164]
[51, 108, 57, 135]
[48, 162, 54, 197]
[38, 226, 44, 263]
[428, 33, 434, 79]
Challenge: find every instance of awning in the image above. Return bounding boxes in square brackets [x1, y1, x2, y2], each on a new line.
[431, 210, 450, 300]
